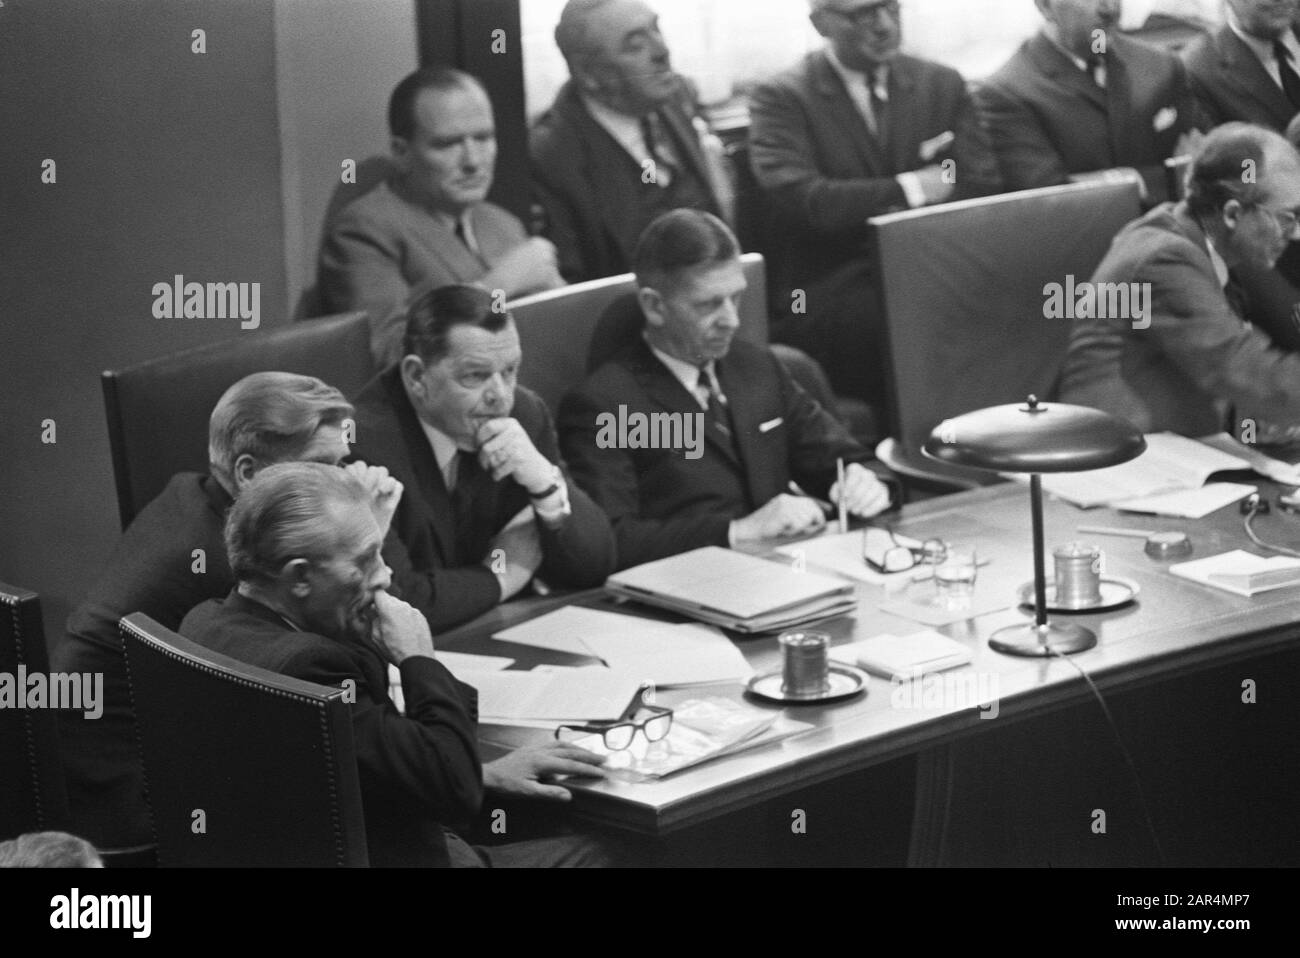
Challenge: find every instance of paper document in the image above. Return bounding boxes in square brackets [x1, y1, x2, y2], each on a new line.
[460, 666, 642, 722]
[1170, 550, 1300, 597]
[1198, 432, 1300, 485]
[1116, 482, 1255, 519]
[493, 606, 752, 685]
[1029, 432, 1248, 508]
[606, 546, 855, 633]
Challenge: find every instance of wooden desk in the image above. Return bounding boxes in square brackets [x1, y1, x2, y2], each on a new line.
[441, 483, 1300, 866]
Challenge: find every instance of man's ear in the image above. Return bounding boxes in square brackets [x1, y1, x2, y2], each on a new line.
[1223, 198, 1245, 232]
[637, 287, 667, 329]
[399, 355, 427, 396]
[390, 135, 412, 174]
[283, 558, 313, 599]
[232, 454, 259, 493]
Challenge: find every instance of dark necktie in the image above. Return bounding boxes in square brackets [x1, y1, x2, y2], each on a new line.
[640, 112, 677, 186]
[448, 452, 481, 559]
[698, 367, 735, 448]
[869, 70, 889, 147]
[1275, 41, 1300, 109]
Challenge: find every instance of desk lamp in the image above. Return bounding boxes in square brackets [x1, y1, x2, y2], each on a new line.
[922, 396, 1145, 656]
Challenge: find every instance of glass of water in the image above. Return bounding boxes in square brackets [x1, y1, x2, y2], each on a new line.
[933, 544, 978, 611]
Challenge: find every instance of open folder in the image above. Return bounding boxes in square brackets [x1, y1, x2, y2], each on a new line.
[605, 546, 857, 634]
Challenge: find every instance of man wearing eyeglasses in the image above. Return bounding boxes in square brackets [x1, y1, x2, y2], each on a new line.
[1060, 123, 1300, 439]
[747, 0, 1001, 414]
[975, 0, 1202, 204]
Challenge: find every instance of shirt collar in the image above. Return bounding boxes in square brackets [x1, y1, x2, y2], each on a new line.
[1227, 6, 1300, 63]
[1204, 234, 1230, 289]
[1041, 28, 1090, 73]
[417, 418, 463, 483]
[644, 333, 713, 404]
[580, 93, 650, 162]
[824, 45, 889, 98]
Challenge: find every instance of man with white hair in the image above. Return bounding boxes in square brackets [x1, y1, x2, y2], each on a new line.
[54, 372, 395, 855]
[182, 463, 613, 867]
[529, 0, 731, 282]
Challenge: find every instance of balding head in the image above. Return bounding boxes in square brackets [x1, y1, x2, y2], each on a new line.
[1186, 122, 1300, 269]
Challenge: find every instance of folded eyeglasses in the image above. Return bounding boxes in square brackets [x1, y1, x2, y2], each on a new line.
[554, 683, 673, 751]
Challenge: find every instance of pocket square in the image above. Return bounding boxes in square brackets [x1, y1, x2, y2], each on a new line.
[1152, 106, 1178, 133]
[918, 130, 956, 164]
[759, 417, 784, 433]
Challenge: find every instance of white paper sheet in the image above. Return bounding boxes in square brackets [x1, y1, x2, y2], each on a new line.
[1114, 482, 1255, 519]
[492, 607, 752, 685]
[461, 666, 643, 722]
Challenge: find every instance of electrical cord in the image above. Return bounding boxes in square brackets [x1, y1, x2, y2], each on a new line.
[1243, 508, 1300, 558]
[1044, 645, 1168, 866]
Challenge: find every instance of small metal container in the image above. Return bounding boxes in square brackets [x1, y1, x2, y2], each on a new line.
[1054, 541, 1102, 607]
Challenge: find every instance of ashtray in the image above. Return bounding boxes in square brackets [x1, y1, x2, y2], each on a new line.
[1017, 576, 1140, 613]
[745, 665, 868, 705]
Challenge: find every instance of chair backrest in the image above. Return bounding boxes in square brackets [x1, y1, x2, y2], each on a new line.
[102, 311, 374, 529]
[870, 180, 1142, 475]
[510, 251, 769, 412]
[0, 582, 72, 841]
[119, 613, 368, 867]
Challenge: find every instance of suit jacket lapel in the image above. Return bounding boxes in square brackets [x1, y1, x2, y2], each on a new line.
[660, 105, 714, 191]
[383, 369, 461, 565]
[1027, 32, 1108, 114]
[627, 341, 742, 468]
[712, 357, 766, 506]
[810, 50, 889, 175]
[1218, 27, 1295, 128]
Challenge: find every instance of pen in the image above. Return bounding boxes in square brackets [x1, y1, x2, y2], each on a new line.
[837, 458, 847, 535]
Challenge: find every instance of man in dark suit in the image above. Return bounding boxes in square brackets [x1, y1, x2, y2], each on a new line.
[350, 285, 616, 630]
[182, 462, 611, 867]
[52, 372, 390, 854]
[530, 0, 730, 282]
[1183, 2, 1300, 357]
[976, 0, 1202, 204]
[559, 209, 894, 570]
[747, 0, 1001, 408]
[319, 67, 563, 365]
[1182, 0, 1300, 133]
[1059, 123, 1300, 440]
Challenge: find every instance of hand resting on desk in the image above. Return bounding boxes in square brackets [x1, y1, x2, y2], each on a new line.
[483, 741, 609, 801]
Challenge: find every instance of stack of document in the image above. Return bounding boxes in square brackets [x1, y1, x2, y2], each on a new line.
[1170, 550, 1300, 597]
[605, 546, 857, 633]
[568, 697, 814, 782]
[1023, 432, 1256, 518]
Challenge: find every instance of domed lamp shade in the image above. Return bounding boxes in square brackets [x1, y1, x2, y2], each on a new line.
[923, 396, 1146, 656]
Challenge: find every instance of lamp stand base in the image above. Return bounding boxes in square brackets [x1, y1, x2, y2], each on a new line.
[989, 621, 1097, 657]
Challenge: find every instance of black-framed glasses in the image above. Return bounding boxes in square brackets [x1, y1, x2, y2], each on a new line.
[554, 683, 673, 751]
[863, 526, 946, 574]
[829, 0, 901, 28]
[1250, 202, 1300, 239]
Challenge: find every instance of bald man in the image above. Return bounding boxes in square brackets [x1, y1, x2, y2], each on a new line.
[1060, 123, 1300, 439]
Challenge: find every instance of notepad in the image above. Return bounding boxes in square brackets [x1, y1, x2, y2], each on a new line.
[458, 666, 643, 722]
[828, 631, 973, 680]
[1170, 550, 1300, 597]
[605, 547, 857, 633]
